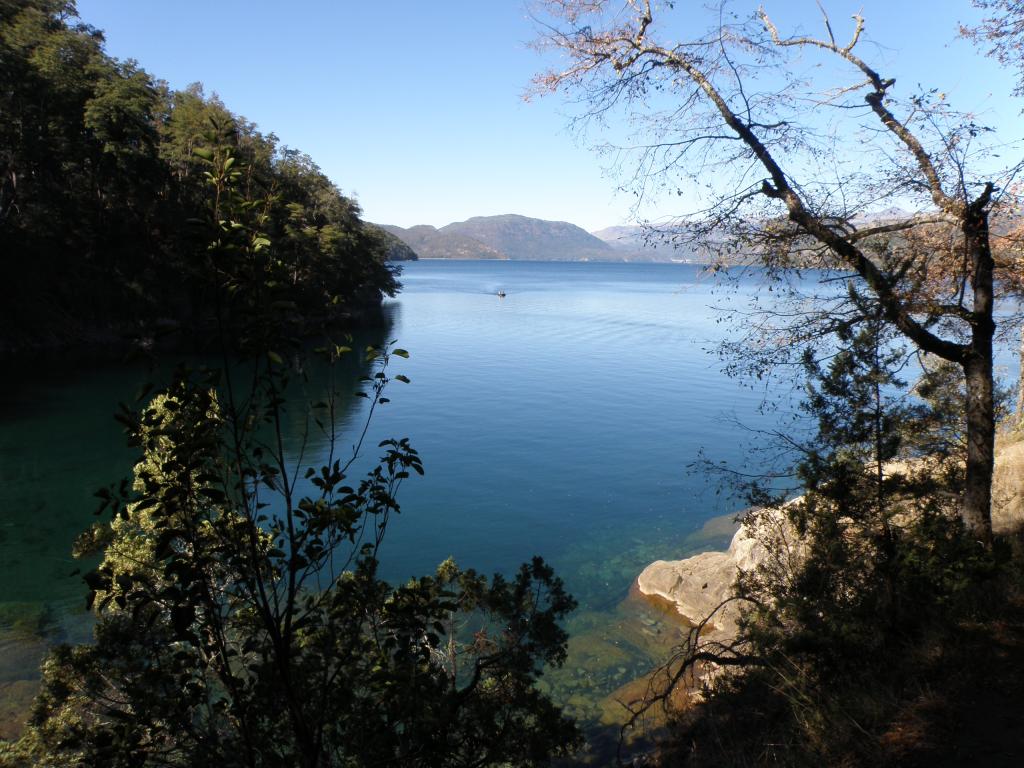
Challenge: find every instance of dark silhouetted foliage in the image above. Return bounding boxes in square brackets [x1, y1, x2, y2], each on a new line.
[659, 313, 1003, 766]
[0, 141, 579, 767]
[0, 0, 400, 356]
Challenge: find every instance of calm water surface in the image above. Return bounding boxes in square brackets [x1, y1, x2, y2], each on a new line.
[0, 260, 792, 747]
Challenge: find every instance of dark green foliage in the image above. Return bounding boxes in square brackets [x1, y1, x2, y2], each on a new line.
[23, 455, 579, 768]
[12, 366, 579, 766]
[665, 313, 999, 766]
[1, 144, 580, 766]
[0, 0, 398, 355]
[739, 316, 987, 674]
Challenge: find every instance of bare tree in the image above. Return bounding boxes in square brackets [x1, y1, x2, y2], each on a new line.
[532, 0, 1024, 545]
[963, 1, 1024, 427]
[963, 0, 1024, 97]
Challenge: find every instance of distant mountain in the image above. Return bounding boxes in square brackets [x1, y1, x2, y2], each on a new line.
[592, 224, 705, 262]
[380, 224, 507, 260]
[368, 224, 419, 261]
[851, 207, 913, 225]
[378, 214, 697, 262]
[440, 214, 623, 261]
[380, 211, 932, 265]
[591, 225, 645, 251]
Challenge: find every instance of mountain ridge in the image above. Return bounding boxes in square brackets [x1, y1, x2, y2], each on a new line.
[379, 224, 506, 260]
[379, 215, 692, 262]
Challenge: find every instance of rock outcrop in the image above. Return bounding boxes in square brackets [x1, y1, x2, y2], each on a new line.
[993, 439, 1024, 536]
[639, 443, 1024, 635]
[637, 508, 802, 636]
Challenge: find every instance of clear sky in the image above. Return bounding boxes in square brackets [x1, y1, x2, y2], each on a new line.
[74, 1, 1021, 232]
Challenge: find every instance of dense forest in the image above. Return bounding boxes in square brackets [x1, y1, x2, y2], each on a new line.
[0, 0, 404, 356]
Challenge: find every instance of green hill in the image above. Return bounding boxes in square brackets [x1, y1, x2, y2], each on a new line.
[379, 224, 506, 260]
[440, 214, 619, 261]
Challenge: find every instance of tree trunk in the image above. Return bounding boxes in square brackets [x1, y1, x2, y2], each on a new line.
[963, 352, 995, 545]
[1017, 327, 1024, 429]
[961, 206, 996, 545]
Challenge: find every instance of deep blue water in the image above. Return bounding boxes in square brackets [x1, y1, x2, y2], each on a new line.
[362, 261, 778, 591]
[9, 259, 1012, 739]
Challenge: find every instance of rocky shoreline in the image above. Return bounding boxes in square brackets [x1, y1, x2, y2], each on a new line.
[635, 439, 1024, 634]
[635, 506, 801, 641]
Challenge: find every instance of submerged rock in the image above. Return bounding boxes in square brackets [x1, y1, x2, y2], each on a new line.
[0, 680, 38, 740]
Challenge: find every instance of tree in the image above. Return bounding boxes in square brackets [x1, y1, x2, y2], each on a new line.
[740, 312, 982, 667]
[532, 0, 1023, 544]
[3, 151, 580, 767]
[622, 312, 995, 764]
[962, 0, 1024, 428]
[963, 0, 1024, 97]
[0, 0, 400, 355]
[10, 372, 579, 767]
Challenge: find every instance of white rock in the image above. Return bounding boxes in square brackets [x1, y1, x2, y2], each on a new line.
[637, 508, 802, 635]
[638, 443, 1024, 636]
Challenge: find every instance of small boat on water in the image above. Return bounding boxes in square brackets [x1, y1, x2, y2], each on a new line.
[496, 290, 506, 298]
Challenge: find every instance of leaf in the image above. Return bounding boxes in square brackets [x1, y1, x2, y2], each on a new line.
[395, 374, 411, 384]
[171, 604, 196, 639]
[392, 348, 410, 358]
[199, 487, 226, 503]
[267, 350, 284, 366]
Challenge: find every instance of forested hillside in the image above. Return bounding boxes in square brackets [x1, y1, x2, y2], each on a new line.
[0, 0, 400, 355]
[380, 223, 507, 260]
[440, 215, 616, 261]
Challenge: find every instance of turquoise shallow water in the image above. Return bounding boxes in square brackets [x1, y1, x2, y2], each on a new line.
[0, 260, 801, 746]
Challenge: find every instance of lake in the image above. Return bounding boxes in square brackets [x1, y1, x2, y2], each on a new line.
[0, 260, 826, 745]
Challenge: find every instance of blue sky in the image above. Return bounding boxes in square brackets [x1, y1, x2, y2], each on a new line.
[75, 1, 1021, 232]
